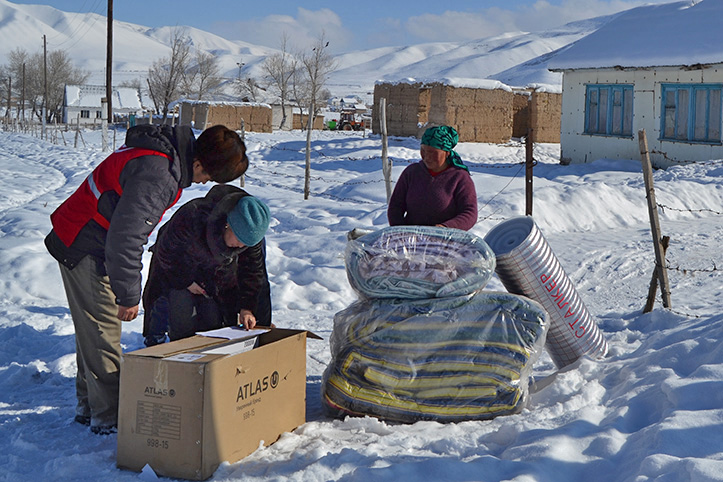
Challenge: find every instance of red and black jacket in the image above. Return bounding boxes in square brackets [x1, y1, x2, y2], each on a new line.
[45, 125, 196, 307]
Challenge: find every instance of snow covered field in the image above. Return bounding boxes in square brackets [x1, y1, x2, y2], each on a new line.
[1, 127, 722, 481]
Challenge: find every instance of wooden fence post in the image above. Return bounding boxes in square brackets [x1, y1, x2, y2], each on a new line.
[638, 129, 672, 309]
[304, 101, 314, 200]
[74, 114, 80, 148]
[525, 128, 534, 216]
[380, 97, 392, 202]
[644, 236, 670, 313]
[239, 118, 246, 188]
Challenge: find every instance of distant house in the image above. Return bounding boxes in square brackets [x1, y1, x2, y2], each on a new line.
[63, 85, 143, 125]
[372, 78, 561, 143]
[329, 96, 366, 112]
[548, 0, 723, 168]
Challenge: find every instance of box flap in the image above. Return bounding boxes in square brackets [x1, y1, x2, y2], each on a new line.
[261, 327, 323, 342]
[125, 335, 228, 359]
[125, 329, 322, 360]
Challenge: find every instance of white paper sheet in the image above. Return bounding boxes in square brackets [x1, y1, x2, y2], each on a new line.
[196, 326, 269, 340]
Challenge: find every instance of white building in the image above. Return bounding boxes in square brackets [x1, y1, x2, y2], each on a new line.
[548, 0, 723, 168]
[63, 85, 144, 126]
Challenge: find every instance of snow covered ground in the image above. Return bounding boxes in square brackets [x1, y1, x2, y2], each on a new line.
[1, 126, 722, 482]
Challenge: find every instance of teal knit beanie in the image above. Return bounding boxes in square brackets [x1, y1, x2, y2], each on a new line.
[226, 196, 270, 246]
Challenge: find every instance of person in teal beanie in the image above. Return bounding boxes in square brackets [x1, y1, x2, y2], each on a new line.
[387, 125, 478, 230]
[227, 196, 271, 248]
[142, 185, 272, 345]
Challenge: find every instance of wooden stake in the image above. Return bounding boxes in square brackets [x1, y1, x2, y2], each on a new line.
[525, 128, 534, 216]
[380, 97, 392, 202]
[643, 235, 670, 313]
[638, 129, 672, 308]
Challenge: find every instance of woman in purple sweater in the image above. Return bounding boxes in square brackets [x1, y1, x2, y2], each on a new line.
[387, 126, 478, 231]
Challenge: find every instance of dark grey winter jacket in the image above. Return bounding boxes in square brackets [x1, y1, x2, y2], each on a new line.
[45, 124, 196, 307]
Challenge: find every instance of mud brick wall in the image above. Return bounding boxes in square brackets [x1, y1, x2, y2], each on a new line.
[427, 84, 513, 143]
[530, 91, 561, 143]
[207, 105, 272, 133]
[178, 102, 272, 132]
[373, 82, 426, 138]
[373, 82, 560, 144]
[292, 113, 326, 130]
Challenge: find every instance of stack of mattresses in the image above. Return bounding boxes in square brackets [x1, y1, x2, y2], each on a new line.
[322, 226, 549, 423]
[345, 226, 496, 299]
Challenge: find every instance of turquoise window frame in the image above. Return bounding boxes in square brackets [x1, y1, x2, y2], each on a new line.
[660, 83, 722, 144]
[584, 84, 634, 137]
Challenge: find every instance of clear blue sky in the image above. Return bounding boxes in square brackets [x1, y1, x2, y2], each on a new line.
[9, 0, 675, 53]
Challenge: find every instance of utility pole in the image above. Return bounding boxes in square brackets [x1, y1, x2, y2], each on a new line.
[21, 63, 25, 124]
[106, 0, 113, 126]
[6, 76, 10, 118]
[42, 34, 47, 139]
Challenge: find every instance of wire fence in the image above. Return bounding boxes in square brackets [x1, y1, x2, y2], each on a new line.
[648, 190, 722, 318]
[256, 142, 530, 223]
[5, 122, 716, 318]
[651, 149, 723, 168]
[255, 140, 720, 320]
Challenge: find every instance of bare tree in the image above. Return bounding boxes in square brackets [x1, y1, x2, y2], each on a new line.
[5, 49, 33, 119]
[298, 33, 337, 199]
[45, 50, 89, 123]
[0, 65, 8, 115]
[182, 50, 222, 100]
[262, 33, 297, 129]
[234, 76, 264, 102]
[147, 28, 191, 123]
[3, 47, 87, 123]
[299, 34, 336, 115]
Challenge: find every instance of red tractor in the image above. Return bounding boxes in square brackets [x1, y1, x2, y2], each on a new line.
[337, 110, 365, 131]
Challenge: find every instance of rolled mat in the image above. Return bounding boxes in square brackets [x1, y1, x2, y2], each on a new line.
[322, 291, 548, 423]
[346, 226, 496, 300]
[484, 216, 608, 368]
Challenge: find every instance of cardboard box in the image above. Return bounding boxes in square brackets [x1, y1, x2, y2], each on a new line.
[116, 329, 320, 480]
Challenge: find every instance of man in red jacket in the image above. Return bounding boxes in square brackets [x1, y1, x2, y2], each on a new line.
[45, 124, 247, 434]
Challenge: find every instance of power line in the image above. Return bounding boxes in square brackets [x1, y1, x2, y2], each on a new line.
[47, 0, 99, 42]
[50, 0, 105, 51]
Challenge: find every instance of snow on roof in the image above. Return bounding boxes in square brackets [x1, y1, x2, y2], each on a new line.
[376, 77, 513, 92]
[525, 83, 562, 94]
[65, 84, 142, 110]
[114, 88, 141, 110]
[548, 0, 723, 71]
[175, 99, 272, 109]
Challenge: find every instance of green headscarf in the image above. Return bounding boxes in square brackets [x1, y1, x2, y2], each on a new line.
[421, 125, 468, 172]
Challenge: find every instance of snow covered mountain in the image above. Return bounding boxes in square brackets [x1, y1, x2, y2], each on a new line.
[0, 0, 613, 98]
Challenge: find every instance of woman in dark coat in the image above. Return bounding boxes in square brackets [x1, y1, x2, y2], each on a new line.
[142, 184, 271, 345]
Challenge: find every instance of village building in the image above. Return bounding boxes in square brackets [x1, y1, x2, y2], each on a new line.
[372, 78, 561, 143]
[63, 85, 144, 126]
[177, 100, 273, 133]
[291, 108, 326, 130]
[548, 0, 723, 168]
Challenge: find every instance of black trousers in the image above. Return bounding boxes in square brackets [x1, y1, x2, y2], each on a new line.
[144, 278, 272, 344]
